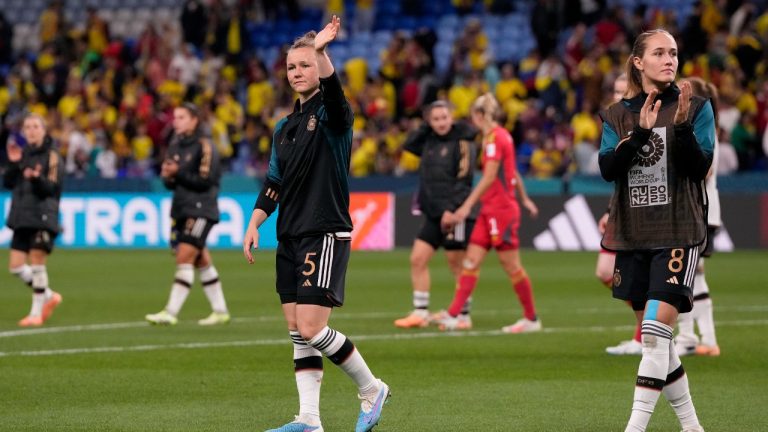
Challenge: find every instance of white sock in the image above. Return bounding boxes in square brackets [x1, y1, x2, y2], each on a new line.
[199, 265, 228, 314]
[291, 331, 322, 425]
[460, 296, 472, 316]
[29, 265, 49, 317]
[693, 271, 717, 346]
[307, 327, 378, 396]
[166, 264, 193, 316]
[626, 321, 673, 432]
[676, 312, 697, 347]
[10, 264, 33, 287]
[663, 341, 701, 430]
[413, 291, 429, 312]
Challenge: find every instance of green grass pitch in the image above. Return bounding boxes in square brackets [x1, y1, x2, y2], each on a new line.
[1, 249, 766, 431]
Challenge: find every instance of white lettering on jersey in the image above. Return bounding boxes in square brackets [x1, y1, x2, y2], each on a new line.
[628, 126, 670, 207]
[486, 143, 496, 158]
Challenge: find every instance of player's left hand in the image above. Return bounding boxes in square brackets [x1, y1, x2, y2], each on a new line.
[440, 210, 454, 232]
[23, 164, 41, 179]
[522, 197, 538, 218]
[315, 15, 340, 51]
[674, 80, 692, 125]
[161, 159, 179, 178]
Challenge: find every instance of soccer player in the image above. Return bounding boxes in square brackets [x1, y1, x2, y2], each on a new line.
[434, 93, 541, 334]
[675, 76, 721, 357]
[394, 101, 478, 330]
[602, 73, 643, 356]
[242, 16, 390, 432]
[599, 29, 712, 432]
[4, 114, 63, 327]
[146, 102, 230, 326]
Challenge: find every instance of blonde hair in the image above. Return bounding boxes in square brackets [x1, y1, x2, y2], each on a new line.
[471, 93, 501, 124]
[290, 31, 317, 50]
[624, 29, 676, 98]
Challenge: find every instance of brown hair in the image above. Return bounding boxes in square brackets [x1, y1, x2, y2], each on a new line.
[290, 31, 317, 50]
[23, 113, 47, 131]
[684, 76, 719, 124]
[624, 29, 676, 98]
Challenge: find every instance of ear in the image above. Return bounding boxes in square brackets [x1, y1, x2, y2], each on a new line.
[632, 56, 643, 72]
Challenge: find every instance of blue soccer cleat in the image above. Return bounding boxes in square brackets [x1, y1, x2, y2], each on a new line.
[265, 417, 323, 432]
[355, 379, 391, 432]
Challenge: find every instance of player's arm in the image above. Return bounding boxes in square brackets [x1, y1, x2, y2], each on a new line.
[454, 158, 499, 223]
[30, 151, 62, 198]
[402, 122, 431, 157]
[174, 140, 218, 192]
[598, 121, 651, 182]
[315, 16, 353, 133]
[450, 138, 476, 210]
[2, 162, 21, 190]
[674, 100, 715, 181]
[514, 170, 538, 218]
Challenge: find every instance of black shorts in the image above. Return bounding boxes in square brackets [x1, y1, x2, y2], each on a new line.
[417, 216, 475, 251]
[276, 233, 351, 307]
[11, 228, 57, 254]
[701, 225, 718, 258]
[171, 217, 215, 250]
[612, 247, 700, 313]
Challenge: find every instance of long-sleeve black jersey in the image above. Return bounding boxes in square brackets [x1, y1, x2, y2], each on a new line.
[404, 122, 478, 219]
[2, 136, 63, 232]
[262, 72, 354, 240]
[163, 132, 221, 222]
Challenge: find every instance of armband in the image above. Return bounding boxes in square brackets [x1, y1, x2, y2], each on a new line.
[254, 179, 281, 216]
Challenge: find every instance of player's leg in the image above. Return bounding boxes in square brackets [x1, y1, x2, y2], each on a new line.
[436, 243, 488, 330]
[394, 238, 436, 328]
[692, 258, 718, 356]
[445, 217, 475, 326]
[601, 250, 643, 355]
[18, 229, 60, 326]
[196, 247, 230, 325]
[9, 248, 32, 288]
[268, 240, 325, 432]
[297, 233, 389, 432]
[497, 248, 541, 333]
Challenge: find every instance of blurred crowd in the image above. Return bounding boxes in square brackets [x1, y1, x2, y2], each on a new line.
[1, 0, 767, 181]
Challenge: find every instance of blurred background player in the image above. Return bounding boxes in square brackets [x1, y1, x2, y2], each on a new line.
[435, 93, 541, 333]
[675, 76, 722, 358]
[394, 100, 478, 330]
[146, 102, 230, 326]
[3, 114, 63, 327]
[599, 29, 713, 432]
[602, 73, 643, 356]
[242, 17, 389, 432]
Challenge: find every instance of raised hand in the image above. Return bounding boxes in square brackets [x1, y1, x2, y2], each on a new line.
[315, 15, 340, 52]
[674, 80, 692, 125]
[6, 141, 22, 162]
[639, 89, 660, 130]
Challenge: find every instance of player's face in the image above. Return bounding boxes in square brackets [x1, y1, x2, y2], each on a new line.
[22, 117, 46, 146]
[427, 106, 453, 136]
[470, 109, 485, 130]
[287, 47, 320, 95]
[613, 77, 628, 103]
[634, 33, 678, 88]
[173, 108, 198, 135]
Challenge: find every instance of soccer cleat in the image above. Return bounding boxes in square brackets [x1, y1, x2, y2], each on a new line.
[42, 291, 63, 321]
[433, 311, 472, 331]
[393, 311, 429, 328]
[605, 339, 643, 355]
[675, 343, 697, 357]
[355, 379, 390, 432]
[198, 312, 231, 326]
[457, 314, 473, 329]
[681, 427, 705, 432]
[18, 315, 44, 327]
[145, 310, 178, 326]
[694, 344, 721, 357]
[265, 417, 323, 432]
[501, 317, 542, 334]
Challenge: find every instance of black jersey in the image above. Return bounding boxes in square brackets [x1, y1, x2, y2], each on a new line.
[163, 132, 221, 222]
[264, 72, 354, 240]
[404, 122, 477, 219]
[2, 136, 63, 232]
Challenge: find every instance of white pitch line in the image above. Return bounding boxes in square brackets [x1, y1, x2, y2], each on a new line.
[1, 319, 766, 358]
[1, 305, 766, 339]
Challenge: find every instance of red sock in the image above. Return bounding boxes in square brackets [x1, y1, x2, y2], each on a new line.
[448, 270, 478, 317]
[512, 269, 537, 321]
[633, 322, 642, 342]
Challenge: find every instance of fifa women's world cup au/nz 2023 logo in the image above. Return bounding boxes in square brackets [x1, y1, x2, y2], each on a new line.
[628, 128, 670, 208]
[634, 132, 664, 167]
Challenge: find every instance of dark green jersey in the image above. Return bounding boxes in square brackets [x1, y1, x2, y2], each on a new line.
[264, 72, 354, 240]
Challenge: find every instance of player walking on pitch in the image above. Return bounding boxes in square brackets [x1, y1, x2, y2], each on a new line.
[599, 29, 712, 432]
[4, 114, 63, 327]
[243, 16, 390, 432]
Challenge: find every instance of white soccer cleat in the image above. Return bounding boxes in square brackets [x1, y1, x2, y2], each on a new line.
[681, 426, 705, 432]
[606, 339, 643, 355]
[501, 317, 542, 334]
[433, 310, 471, 331]
[198, 312, 231, 326]
[145, 310, 178, 326]
[457, 314, 472, 330]
[675, 342, 697, 357]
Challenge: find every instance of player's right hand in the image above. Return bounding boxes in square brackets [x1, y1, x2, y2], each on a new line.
[243, 226, 260, 264]
[639, 89, 660, 130]
[6, 141, 22, 162]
